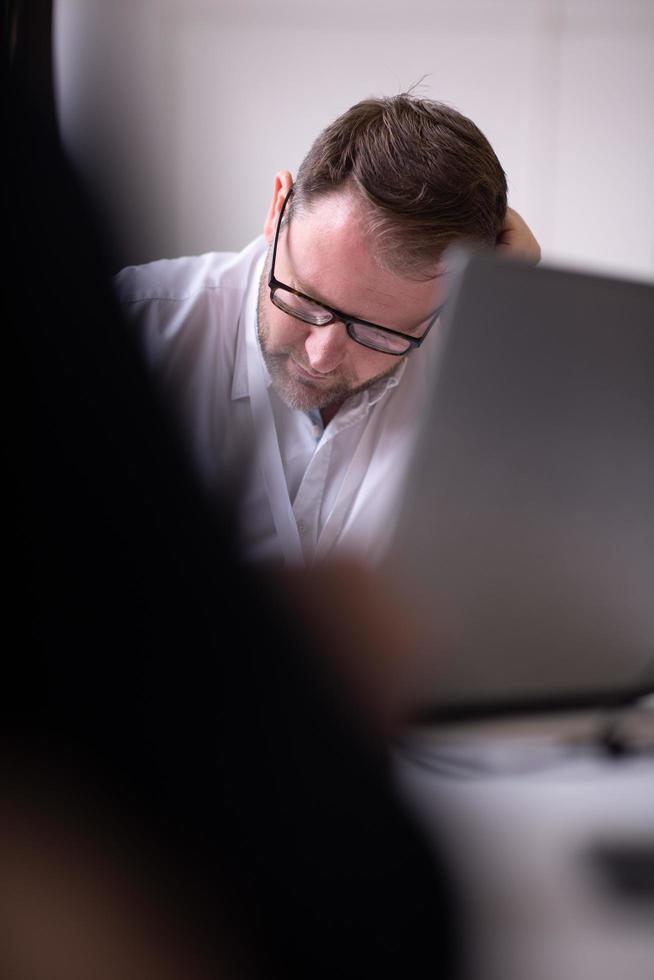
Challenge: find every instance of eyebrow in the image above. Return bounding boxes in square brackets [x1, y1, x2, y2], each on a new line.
[289, 270, 356, 317]
[290, 272, 331, 308]
[290, 271, 441, 334]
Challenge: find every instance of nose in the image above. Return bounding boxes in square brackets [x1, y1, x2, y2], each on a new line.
[304, 321, 349, 374]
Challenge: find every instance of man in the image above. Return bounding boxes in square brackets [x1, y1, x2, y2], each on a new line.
[116, 94, 539, 566]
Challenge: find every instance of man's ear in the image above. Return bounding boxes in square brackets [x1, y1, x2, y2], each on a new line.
[263, 171, 294, 244]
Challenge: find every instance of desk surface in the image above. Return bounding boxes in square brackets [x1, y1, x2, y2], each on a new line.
[393, 705, 654, 980]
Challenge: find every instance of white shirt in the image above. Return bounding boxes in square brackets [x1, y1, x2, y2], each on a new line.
[115, 237, 437, 566]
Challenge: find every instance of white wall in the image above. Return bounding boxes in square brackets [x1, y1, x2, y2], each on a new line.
[54, 0, 654, 281]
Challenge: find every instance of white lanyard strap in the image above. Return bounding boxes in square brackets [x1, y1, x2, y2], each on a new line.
[245, 320, 304, 565]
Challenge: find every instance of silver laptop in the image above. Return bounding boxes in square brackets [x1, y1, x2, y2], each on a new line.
[383, 250, 654, 721]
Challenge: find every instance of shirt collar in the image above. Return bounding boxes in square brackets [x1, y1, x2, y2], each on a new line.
[367, 359, 407, 404]
[232, 245, 267, 401]
[328, 359, 407, 431]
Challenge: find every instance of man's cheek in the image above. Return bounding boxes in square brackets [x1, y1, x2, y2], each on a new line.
[268, 315, 300, 353]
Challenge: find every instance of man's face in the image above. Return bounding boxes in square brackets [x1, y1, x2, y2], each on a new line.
[258, 187, 444, 415]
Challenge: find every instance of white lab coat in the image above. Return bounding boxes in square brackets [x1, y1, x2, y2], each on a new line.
[115, 237, 436, 566]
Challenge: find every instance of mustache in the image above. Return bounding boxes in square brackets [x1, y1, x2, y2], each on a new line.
[269, 348, 348, 383]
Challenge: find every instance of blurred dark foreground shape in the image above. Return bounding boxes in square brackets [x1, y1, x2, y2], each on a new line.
[1, 20, 461, 980]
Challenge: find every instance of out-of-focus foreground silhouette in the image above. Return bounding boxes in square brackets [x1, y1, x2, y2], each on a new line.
[2, 4, 460, 978]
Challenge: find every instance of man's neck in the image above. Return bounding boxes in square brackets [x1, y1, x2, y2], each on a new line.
[320, 401, 344, 427]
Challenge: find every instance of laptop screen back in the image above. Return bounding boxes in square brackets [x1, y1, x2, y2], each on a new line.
[384, 252, 654, 721]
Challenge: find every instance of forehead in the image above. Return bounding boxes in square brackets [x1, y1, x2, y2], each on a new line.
[283, 190, 444, 327]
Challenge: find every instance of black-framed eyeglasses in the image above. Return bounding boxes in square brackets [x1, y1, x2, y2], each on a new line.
[268, 188, 443, 356]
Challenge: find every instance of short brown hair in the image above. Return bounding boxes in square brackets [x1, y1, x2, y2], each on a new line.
[292, 94, 507, 277]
